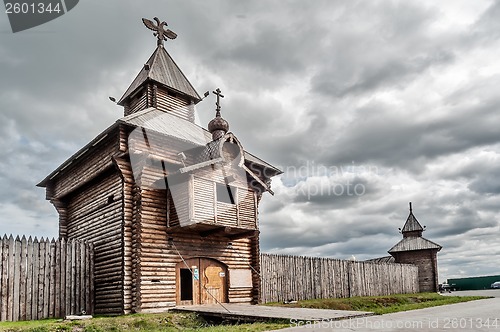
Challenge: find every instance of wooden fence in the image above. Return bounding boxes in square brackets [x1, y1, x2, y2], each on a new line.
[0, 236, 94, 322]
[260, 253, 419, 303]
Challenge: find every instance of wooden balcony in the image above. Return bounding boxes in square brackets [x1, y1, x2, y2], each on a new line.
[166, 173, 258, 238]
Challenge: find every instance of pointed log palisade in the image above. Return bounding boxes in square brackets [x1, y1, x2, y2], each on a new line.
[37, 17, 282, 315]
[0, 236, 93, 322]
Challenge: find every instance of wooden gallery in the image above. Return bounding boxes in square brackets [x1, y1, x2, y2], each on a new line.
[38, 18, 282, 314]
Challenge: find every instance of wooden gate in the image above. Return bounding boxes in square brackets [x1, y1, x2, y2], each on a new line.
[176, 258, 227, 305]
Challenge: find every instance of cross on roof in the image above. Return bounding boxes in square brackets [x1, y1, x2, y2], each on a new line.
[142, 17, 177, 47]
[213, 88, 224, 116]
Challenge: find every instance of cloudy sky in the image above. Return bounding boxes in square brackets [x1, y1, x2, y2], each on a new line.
[1, 0, 500, 280]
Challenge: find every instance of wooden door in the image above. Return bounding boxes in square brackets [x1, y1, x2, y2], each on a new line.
[176, 258, 200, 305]
[176, 258, 227, 305]
[201, 258, 227, 304]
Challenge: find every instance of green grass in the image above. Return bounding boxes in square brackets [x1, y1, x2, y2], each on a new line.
[0, 312, 288, 332]
[266, 292, 489, 315]
[0, 293, 490, 331]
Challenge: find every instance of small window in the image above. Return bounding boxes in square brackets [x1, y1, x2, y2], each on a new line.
[216, 183, 237, 205]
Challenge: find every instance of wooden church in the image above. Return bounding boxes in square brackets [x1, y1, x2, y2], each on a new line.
[38, 17, 281, 315]
[388, 203, 442, 292]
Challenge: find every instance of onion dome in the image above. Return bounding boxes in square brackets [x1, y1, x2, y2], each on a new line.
[208, 88, 229, 140]
[208, 110, 229, 140]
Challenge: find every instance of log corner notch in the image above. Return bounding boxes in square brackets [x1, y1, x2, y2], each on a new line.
[50, 199, 68, 239]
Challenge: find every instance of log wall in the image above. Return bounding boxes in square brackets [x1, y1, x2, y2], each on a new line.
[65, 170, 124, 315]
[126, 87, 148, 116]
[0, 236, 93, 322]
[112, 155, 134, 314]
[392, 250, 439, 292]
[156, 86, 195, 122]
[260, 253, 419, 303]
[50, 132, 120, 199]
[124, 84, 195, 123]
[136, 186, 258, 313]
[128, 131, 199, 177]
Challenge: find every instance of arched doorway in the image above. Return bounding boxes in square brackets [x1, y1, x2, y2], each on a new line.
[176, 257, 228, 305]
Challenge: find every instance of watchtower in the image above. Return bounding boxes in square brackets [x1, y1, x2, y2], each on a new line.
[389, 203, 442, 292]
[38, 17, 281, 314]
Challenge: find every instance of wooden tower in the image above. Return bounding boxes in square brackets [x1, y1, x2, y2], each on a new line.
[38, 17, 281, 314]
[388, 203, 442, 292]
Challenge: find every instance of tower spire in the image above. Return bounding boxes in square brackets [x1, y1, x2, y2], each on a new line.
[118, 17, 202, 115]
[401, 202, 424, 237]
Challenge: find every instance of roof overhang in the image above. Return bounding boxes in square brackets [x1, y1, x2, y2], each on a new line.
[388, 236, 442, 253]
[38, 108, 283, 189]
[37, 123, 119, 187]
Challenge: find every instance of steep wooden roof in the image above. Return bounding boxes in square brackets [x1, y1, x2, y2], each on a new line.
[119, 107, 211, 145]
[118, 45, 201, 105]
[388, 202, 442, 253]
[37, 123, 117, 187]
[366, 256, 395, 264]
[388, 237, 442, 253]
[402, 211, 424, 233]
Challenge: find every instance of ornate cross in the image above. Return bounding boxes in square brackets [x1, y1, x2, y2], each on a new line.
[213, 88, 224, 116]
[142, 17, 177, 46]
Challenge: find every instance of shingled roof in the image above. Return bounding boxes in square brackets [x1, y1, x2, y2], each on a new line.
[401, 203, 424, 233]
[118, 45, 201, 105]
[388, 237, 442, 253]
[118, 107, 211, 145]
[388, 202, 442, 253]
[366, 256, 396, 264]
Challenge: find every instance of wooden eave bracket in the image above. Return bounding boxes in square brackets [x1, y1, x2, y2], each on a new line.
[199, 227, 258, 239]
[179, 158, 223, 174]
[242, 164, 274, 195]
[200, 226, 233, 238]
[228, 229, 259, 240]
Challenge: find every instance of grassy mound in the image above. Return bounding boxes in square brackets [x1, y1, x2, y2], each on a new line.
[267, 292, 488, 314]
[0, 312, 287, 332]
[0, 293, 489, 331]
